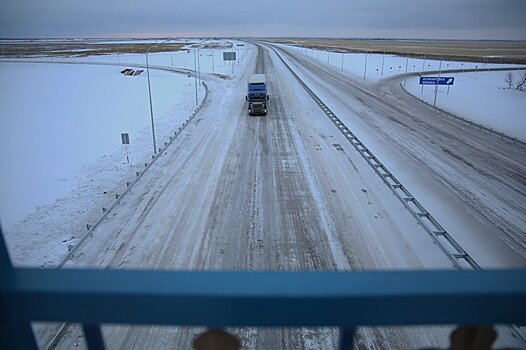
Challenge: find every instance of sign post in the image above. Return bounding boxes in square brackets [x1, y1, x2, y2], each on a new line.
[419, 77, 455, 85]
[434, 56, 443, 106]
[419, 76, 454, 106]
[223, 51, 236, 75]
[121, 133, 130, 163]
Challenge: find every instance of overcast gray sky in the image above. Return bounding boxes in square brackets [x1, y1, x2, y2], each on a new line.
[1, 0, 525, 40]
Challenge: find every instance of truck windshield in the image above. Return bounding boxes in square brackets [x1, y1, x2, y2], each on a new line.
[249, 95, 265, 102]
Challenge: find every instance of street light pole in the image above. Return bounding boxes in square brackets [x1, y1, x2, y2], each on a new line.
[197, 48, 201, 85]
[145, 50, 157, 155]
[363, 50, 368, 81]
[212, 51, 215, 74]
[433, 55, 443, 107]
[194, 48, 198, 106]
[145, 38, 176, 155]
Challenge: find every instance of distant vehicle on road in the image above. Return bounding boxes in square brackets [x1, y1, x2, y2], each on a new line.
[246, 74, 269, 115]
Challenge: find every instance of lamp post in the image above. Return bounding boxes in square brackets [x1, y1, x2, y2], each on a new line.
[193, 48, 198, 106]
[145, 38, 176, 155]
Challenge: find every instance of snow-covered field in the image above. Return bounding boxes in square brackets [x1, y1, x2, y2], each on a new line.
[405, 70, 526, 142]
[0, 62, 203, 228]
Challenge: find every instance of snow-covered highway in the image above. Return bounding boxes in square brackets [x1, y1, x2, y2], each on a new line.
[272, 44, 526, 268]
[24, 42, 526, 349]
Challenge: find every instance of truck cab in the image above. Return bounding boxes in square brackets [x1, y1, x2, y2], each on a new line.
[246, 74, 269, 115]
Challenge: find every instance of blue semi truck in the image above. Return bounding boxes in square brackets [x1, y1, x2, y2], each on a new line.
[246, 74, 269, 115]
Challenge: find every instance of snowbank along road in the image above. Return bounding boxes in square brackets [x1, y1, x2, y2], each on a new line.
[38, 43, 525, 349]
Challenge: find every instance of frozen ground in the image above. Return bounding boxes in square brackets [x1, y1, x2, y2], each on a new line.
[405, 70, 526, 142]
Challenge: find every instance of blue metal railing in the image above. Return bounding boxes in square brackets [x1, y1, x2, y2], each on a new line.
[1, 230, 526, 349]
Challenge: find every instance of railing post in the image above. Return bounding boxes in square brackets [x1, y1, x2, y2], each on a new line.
[338, 328, 355, 350]
[0, 226, 39, 349]
[83, 324, 106, 350]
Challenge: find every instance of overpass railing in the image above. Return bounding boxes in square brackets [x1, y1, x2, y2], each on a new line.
[1, 231, 525, 349]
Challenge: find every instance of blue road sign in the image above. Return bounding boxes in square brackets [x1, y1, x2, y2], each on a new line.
[420, 77, 455, 85]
